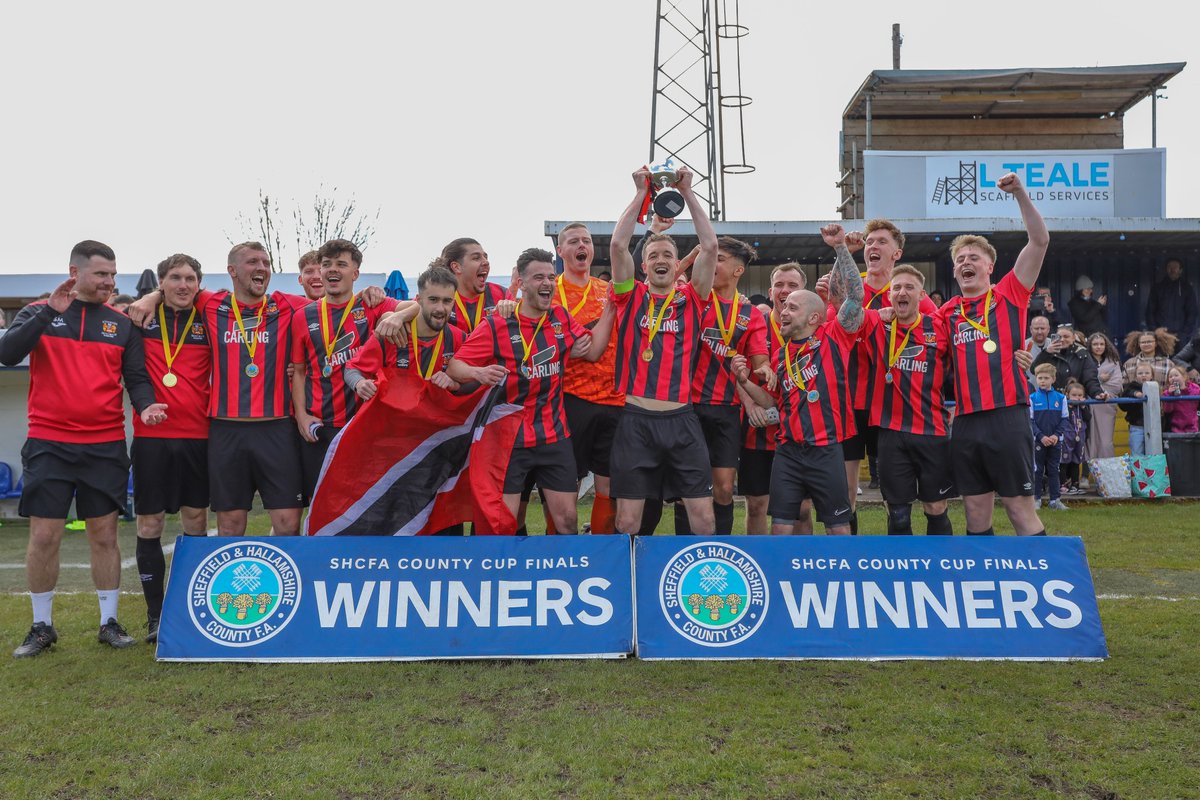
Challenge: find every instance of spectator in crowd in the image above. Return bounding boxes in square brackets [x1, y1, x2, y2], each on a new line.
[1030, 363, 1069, 511]
[1060, 380, 1089, 495]
[1162, 365, 1200, 435]
[1170, 328, 1200, 381]
[110, 294, 135, 314]
[1032, 323, 1101, 397]
[1121, 362, 1154, 455]
[928, 290, 945, 306]
[1122, 328, 1177, 384]
[1029, 285, 1061, 328]
[1067, 275, 1108, 337]
[1145, 258, 1197, 341]
[1085, 332, 1123, 459]
[1026, 315, 1052, 362]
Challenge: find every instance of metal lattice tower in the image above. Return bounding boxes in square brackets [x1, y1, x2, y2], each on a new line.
[649, 0, 755, 221]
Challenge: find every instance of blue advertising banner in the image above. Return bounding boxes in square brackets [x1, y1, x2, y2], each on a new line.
[635, 536, 1107, 660]
[157, 536, 634, 662]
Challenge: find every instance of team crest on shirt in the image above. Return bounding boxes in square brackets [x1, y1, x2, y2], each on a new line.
[51, 316, 66, 328]
[659, 542, 768, 648]
[266, 303, 279, 315]
[100, 320, 118, 337]
[352, 307, 367, 322]
[186, 542, 301, 648]
[924, 331, 938, 345]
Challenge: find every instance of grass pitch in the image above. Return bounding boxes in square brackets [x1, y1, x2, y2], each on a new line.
[1, 501, 1196, 799]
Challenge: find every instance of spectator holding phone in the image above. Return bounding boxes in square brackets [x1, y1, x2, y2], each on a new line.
[1032, 323, 1101, 397]
[1068, 275, 1108, 337]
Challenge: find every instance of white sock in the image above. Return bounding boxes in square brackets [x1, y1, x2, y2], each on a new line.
[31, 591, 54, 626]
[97, 590, 119, 625]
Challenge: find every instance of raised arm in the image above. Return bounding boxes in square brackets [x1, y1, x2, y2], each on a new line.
[1002, 172, 1050, 290]
[821, 224, 864, 333]
[680, 167, 718, 298]
[611, 169, 651, 286]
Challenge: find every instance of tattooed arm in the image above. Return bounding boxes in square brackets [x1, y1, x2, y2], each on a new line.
[821, 223, 864, 334]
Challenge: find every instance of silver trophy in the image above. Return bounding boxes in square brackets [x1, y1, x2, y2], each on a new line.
[649, 158, 685, 219]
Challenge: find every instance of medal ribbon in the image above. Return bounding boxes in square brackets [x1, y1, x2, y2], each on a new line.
[887, 313, 921, 370]
[557, 276, 592, 317]
[784, 339, 812, 392]
[957, 286, 993, 343]
[769, 312, 785, 348]
[710, 291, 737, 351]
[867, 281, 891, 310]
[515, 303, 548, 367]
[454, 291, 485, 332]
[320, 297, 357, 369]
[645, 287, 677, 353]
[410, 317, 444, 381]
[158, 304, 196, 375]
[229, 295, 268, 362]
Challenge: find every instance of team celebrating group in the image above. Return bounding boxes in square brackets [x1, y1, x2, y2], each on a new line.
[5, 164, 1051, 657]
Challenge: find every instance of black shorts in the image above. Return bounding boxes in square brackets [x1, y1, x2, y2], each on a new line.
[503, 439, 578, 495]
[693, 403, 743, 469]
[19, 438, 130, 520]
[841, 409, 878, 462]
[131, 437, 209, 515]
[768, 440, 852, 527]
[610, 405, 712, 501]
[737, 448, 774, 497]
[877, 428, 956, 505]
[208, 418, 304, 512]
[951, 405, 1035, 497]
[564, 394, 621, 479]
[299, 424, 341, 506]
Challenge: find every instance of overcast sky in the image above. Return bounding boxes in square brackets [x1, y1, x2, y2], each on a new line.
[3, 1, 1194, 285]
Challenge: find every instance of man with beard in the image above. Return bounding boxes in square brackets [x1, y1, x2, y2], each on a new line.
[2, 241, 166, 656]
[938, 172, 1049, 537]
[291, 239, 397, 504]
[448, 249, 607, 534]
[131, 253, 212, 642]
[816, 219, 938, 533]
[857, 265, 955, 535]
[738, 263, 812, 534]
[733, 224, 865, 534]
[607, 165, 719, 536]
[1031, 323, 1101, 397]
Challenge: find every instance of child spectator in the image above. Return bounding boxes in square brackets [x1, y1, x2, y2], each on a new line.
[1121, 362, 1155, 455]
[1162, 365, 1200, 434]
[1030, 363, 1070, 510]
[1060, 380, 1089, 495]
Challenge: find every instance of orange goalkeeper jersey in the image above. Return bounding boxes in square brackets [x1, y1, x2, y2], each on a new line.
[554, 275, 623, 407]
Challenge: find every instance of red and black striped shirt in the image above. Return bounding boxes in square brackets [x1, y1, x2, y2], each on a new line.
[743, 311, 785, 451]
[842, 281, 940, 411]
[772, 320, 859, 447]
[939, 271, 1033, 415]
[453, 305, 586, 447]
[612, 282, 709, 404]
[693, 293, 768, 405]
[448, 283, 508, 335]
[346, 325, 463, 379]
[290, 297, 397, 427]
[198, 289, 308, 419]
[135, 304, 211, 439]
[860, 310, 951, 437]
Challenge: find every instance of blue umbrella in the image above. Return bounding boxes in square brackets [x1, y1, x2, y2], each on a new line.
[384, 270, 410, 300]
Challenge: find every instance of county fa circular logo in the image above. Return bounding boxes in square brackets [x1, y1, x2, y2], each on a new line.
[659, 542, 768, 647]
[187, 542, 301, 647]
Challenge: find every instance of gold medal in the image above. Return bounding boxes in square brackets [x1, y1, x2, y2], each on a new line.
[245, 363, 260, 378]
[982, 339, 998, 354]
[643, 288, 676, 363]
[157, 304, 196, 391]
[642, 349, 654, 362]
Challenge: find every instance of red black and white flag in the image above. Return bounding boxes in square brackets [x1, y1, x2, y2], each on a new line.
[305, 369, 522, 535]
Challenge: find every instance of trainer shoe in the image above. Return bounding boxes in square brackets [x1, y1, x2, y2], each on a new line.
[1032, 499, 1041, 510]
[98, 618, 136, 649]
[145, 616, 160, 645]
[13, 622, 58, 658]
[1047, 499, 1070, 511]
